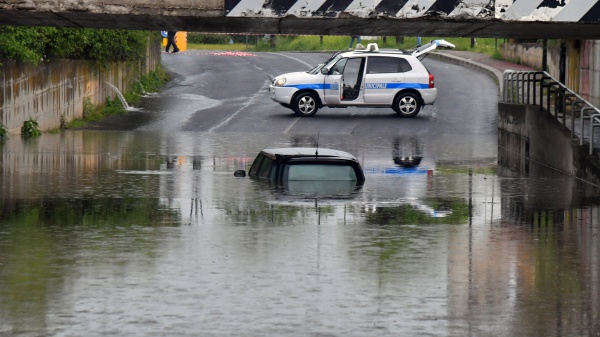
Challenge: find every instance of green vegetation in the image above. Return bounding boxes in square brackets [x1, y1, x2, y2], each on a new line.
[0, 26, 160, 66]
[187, 33, 232, 45]
[187, 34, 509, 59]
[365, 197, 469, 225]
[0, 197, 180, 226]
[66, 65, 169, 129]
[65, 96, 123, 129]
[187, 43, 251, 51]
[123, 65, 169, 105]
[21, 118, 41, 137]
[0, 123, 7, 140]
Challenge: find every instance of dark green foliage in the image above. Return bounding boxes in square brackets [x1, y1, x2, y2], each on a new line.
[0, 26, 49, 64]
[21, 118, 41, 138]
[0, 26, 159, 64]
[187, 33, 231, 45]
[230, 35, 260, 44]
[365, 198, 469, 225]
[0, 123, 7, 140]
[103, 96, 125, 115]
[123, 65, 169, 105]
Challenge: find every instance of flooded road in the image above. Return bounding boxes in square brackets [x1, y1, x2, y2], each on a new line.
[1, 52, 600, 336]
[1, 131, 599, 336]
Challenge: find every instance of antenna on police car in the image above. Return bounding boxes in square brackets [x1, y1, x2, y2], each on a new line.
[315, 132, 320, 156]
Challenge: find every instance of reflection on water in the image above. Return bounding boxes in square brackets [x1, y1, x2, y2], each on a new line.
[1, 131, 599, 336]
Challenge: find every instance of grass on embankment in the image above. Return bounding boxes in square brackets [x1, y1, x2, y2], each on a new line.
[188, 36, 506, 59]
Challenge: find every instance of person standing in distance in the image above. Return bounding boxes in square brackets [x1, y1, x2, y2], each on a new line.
[349, 36, 361, 50]
[166, 31, 179, 53]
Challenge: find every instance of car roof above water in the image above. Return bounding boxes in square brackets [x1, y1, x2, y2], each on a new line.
[261, 147, 358, 160]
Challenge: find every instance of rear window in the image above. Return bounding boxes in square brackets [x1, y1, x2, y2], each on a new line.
[367, 56, 412, 74]
[284, 164, 358, 181]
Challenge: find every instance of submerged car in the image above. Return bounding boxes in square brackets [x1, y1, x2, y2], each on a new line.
[234, 147, 365, 196]
[270, 40, 455, 118]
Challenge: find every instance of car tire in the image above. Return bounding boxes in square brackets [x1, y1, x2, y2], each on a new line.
[394, 92, 421, 118]
[292, 92, 318, 117]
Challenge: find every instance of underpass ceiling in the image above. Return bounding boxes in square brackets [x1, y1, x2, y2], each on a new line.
[0, 0, 600, 38]
[0, 12, 598, 39]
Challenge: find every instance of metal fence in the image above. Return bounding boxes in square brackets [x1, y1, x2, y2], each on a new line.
[502, 70, 600, 155]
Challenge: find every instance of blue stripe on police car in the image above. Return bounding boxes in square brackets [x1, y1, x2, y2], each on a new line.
[365, 83, 429, 89]
[286, 84, 331, 90]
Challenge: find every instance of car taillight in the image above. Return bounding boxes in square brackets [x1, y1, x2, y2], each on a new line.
[429, 73, 434, 88]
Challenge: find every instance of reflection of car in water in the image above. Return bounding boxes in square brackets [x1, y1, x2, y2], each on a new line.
[392, 137, 422, 168]
[393, 156, 422, 168]
[359, 136, 453, 218]
[234, 147, 365, 197]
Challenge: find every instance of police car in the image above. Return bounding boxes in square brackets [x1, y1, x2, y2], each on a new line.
[269, 40, 455, 117]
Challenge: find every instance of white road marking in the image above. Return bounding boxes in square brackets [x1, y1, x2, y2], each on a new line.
[270, 52, 314, 69]
[283, 117, 300, 134]
[207, 79, 270, 132]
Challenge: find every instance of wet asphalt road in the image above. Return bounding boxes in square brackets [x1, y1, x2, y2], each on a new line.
[91, 50, 499, 136]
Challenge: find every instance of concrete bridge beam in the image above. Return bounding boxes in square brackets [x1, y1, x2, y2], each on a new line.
[1, 0, 600, 38]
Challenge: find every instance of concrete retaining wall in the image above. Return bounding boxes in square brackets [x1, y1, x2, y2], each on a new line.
[500, 43, 543, 70]
[0, 40, 161, 134]
[499, 103, 574, 175]
[498, 102, 600, 186]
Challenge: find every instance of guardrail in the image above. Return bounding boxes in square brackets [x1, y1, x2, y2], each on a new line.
[502, 70, 600, 155]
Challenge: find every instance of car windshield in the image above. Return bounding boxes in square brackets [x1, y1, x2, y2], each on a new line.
[284, 163, 358, 181]
[308, 52, 342, 74]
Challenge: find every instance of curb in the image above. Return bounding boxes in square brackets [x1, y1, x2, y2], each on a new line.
[428, 52, 505, 96]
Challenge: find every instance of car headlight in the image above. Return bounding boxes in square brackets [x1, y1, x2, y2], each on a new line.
[274, 78, 287, 87]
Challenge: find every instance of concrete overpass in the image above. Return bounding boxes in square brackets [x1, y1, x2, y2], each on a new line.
[0, 0, 600, 38]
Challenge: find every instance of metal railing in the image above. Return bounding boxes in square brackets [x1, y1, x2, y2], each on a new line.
[503, 70, 600, 155]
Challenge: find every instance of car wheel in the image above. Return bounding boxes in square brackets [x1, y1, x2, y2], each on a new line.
[293, 92, 318, 117]
[394, 92, 421, 118]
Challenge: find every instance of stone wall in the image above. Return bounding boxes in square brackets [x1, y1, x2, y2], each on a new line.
[0, 40, 161, 135]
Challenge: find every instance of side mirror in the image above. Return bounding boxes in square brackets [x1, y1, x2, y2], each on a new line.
[234, 170, 246, 177]
[321, 68, 329, 75]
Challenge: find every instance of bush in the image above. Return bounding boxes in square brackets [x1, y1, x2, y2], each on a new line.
[0, 123, 7, 140]
[0, 26, 159, 65]
[187, 33, 231, 45]
[124, 65, 169, 105]
[21, 118, 41, 137]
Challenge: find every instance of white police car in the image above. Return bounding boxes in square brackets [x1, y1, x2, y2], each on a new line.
[270, 40, 455, 117]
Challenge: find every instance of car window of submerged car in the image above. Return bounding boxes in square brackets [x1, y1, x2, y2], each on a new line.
[249, 154, 265, 176]
[284, 164, 358, 181]
[257, 156, 273, 179]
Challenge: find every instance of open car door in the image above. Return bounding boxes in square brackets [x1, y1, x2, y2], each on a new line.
[411, 40, 456, 59]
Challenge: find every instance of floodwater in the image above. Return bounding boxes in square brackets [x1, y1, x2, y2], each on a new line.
[1, 130, 600, 336]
